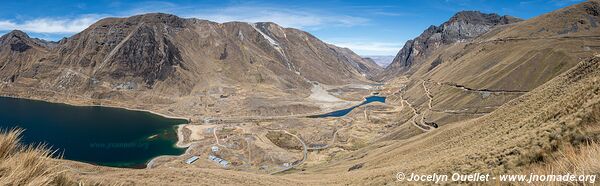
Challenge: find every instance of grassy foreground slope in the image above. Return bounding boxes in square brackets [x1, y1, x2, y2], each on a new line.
[0, 129, 70, 185]
[297, 56, 600, 185]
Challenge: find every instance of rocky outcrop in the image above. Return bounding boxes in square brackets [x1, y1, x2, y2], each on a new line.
[0, 30, 49, 53]
[379, 11, 522, 80]
[1, 31, 32, 53]
[51, 13, 187, 87]
[0, 30, 51, 82]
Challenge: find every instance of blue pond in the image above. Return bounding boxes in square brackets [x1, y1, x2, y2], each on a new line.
[310, 96, 386, 118]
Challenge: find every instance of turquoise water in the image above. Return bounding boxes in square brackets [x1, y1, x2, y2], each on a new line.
[0, 97, 187, 168]
[310, 96, 386, 118]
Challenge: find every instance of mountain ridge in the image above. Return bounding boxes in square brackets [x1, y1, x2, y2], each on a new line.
[0, 12, 380, 119]
[378, 11, 523, 80]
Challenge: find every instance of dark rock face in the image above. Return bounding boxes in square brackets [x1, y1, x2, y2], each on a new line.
[428, 55, 443, 72]
[381, 11, 522, 79]
[441, 11, 521, 43]
[10, 43, 31, 52]
[584, 1, 600, 16]
[1, 30, 33, 52]
[390, 39, 414, 70]
[106, 24, 183, 85]
[0, 30, 48, 83]
[51, 13, 188, 87]
[219, 44, 228, 60]
[348, 163, 364, 171]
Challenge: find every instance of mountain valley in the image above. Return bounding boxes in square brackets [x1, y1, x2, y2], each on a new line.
[1, 1, 599, 185]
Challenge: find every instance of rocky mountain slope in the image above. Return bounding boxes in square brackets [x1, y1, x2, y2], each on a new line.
[378, 11, 522, 80]
[0, 30, 53, 83]
[0, 13, 377, 118]
[380, 1, 600, 130]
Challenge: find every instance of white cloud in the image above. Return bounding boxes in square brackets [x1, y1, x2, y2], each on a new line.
[117, 2, 369, 29]
[186, 6, 368, 29]
[0, 15, 100, 34]
[328, 41, 403, 56]
[0, 4, 369, 39]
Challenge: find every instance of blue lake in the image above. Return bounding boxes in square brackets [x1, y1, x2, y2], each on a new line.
[0, 97, 187, 168]
[310, 96, 386, 118]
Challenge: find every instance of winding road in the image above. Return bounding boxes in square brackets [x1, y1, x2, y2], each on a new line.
[422, 81, 434, 109]
[397, 95, 431, 131]
[389, 80, 441, 131]
[213, 127, 226, 148]
[269, 130, 308, 175]
[307, 119, 352, 151]
[440, 82, 528, 94]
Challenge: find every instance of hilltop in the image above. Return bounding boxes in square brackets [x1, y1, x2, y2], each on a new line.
[377, 11, 522, 80]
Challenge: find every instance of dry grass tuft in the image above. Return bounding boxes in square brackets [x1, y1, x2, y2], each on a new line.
[518, 142, 600, 186]
[0, 128, 71, 185]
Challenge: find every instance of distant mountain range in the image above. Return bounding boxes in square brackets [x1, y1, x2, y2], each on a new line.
[361, 55, 395, 68]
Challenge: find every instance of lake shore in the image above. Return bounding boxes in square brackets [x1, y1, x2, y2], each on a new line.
[147, 126, 197, 169]
[0, 95, 193, 169]
[0, 94, 191, 122]
[175, 124, 192, 148]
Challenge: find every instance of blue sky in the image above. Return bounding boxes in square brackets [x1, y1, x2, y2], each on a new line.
[0, 0, 586, 55]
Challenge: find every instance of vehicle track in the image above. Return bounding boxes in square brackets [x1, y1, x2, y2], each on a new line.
[398, 95, 431, 131]
[269, 130, 308, 175]
[440, 82, 528, 94]
[422, 80, 433, 110]
[307, 119, 353, 151]
[213, 127, 226, 148]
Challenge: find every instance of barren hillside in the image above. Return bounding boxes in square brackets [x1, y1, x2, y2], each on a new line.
[383, 0, 600, 129]
[0, 13, 378, 120]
